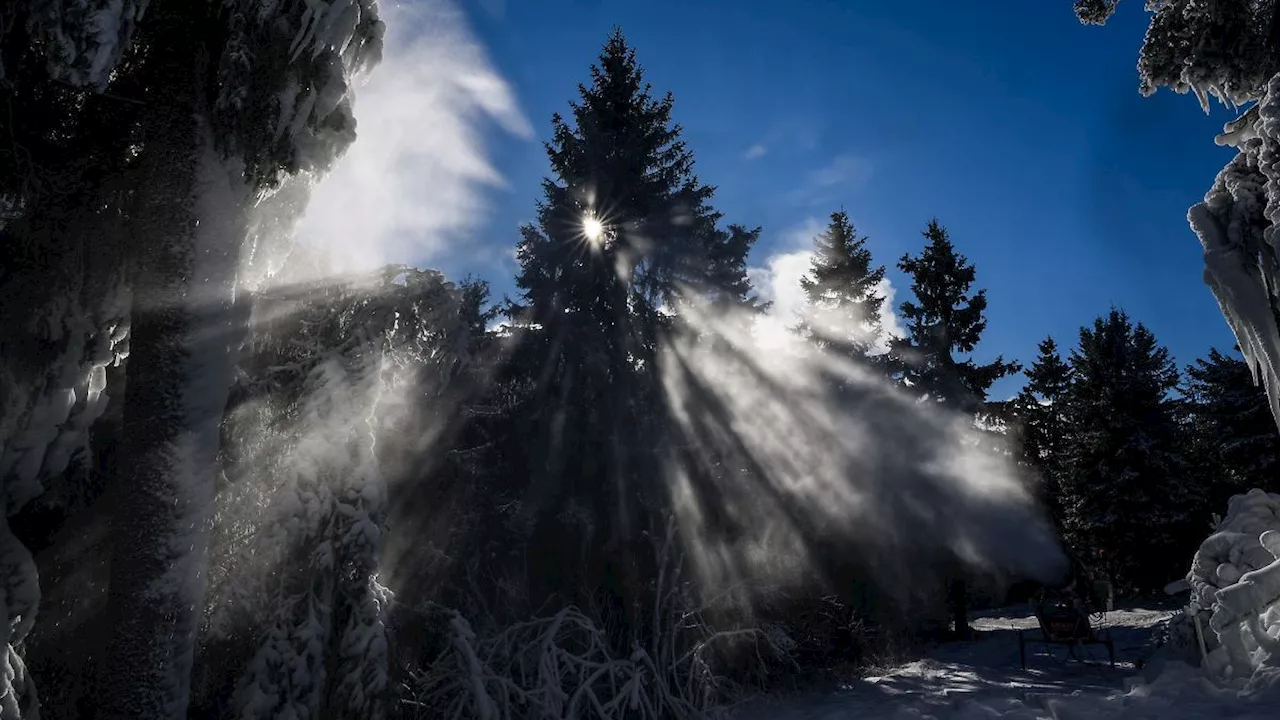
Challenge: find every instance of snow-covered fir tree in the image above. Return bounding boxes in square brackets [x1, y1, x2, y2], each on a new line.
[20, 0, 148, 89]
[204, 266, 485, 719]
[887, 219, 1019, 640]
[706, 223, 769, 317]
[504, 29, 754, 632]
[2, 1, 387, 716]
[1076, 1, 1280, 428]
[99, 0, 385, 713]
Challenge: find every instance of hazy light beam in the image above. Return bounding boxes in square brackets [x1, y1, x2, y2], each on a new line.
[659, 292, 1068, 613]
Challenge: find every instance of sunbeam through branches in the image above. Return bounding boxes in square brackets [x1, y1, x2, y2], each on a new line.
[659, 293, 1069, 622]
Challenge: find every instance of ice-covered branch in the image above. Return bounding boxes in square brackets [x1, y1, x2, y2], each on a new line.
[1192, 74, 1280, 429]
[24, 0, 148, 90]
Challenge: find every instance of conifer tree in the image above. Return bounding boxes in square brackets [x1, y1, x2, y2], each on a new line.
[1184, 347, 1280, 503]
[505, 29, 730, 627]
[889, 219, 1018, 639]
[1061, 309, 1198, 590]
[707, 223, 768, 316]
[0, 2, 387, 716]
[799, 210, 887, 359]
[1013, 337, 1073, 521]
[890, 219, 1020, 414]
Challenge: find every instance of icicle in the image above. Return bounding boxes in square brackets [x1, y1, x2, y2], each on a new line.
[314, 0, 357, 59]
[273, 76, 302, 143]
[288, 88, 318, 140]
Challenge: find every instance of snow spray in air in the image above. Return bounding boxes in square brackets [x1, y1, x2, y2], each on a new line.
[659, 296, 1069, 611]
[292, 0, 531, 279]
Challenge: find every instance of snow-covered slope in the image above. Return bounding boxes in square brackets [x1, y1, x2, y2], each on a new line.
[732, 605, 1275, 719]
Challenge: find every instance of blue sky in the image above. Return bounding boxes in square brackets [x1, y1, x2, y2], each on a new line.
[384, 0, 1243, 396]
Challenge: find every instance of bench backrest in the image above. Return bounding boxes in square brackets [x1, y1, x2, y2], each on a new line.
[1035, 597, 1092, 642]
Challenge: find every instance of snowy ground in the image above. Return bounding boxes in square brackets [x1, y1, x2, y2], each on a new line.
[731, 604, 1277, 719]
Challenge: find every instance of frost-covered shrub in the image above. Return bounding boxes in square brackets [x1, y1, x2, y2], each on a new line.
[396, 519, 794, 719]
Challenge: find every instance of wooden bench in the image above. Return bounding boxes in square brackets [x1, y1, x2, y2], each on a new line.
[1018, 595, 1115, 669]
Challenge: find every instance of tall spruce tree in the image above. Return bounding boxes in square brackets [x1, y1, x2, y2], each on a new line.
[889, 219, 1018, 639]
[1013, 337, 1074, 522]
[890, 219, 1020, 414]
[505, 29, 730, 629]
[1184, 347, 1280, 503]
[1061, 309, 1199, 591]
[799, 210, 887, 359]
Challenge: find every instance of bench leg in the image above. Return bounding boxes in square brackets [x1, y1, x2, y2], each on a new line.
[1019, 630, 1026, 669]
[1107, 639, 1115, 667]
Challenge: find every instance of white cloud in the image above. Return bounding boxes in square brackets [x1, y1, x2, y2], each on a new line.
[743, 143, 768, 161]
[871, 276, 906, 352]
[746, 218, 819, 350]
[747, 247, 813, 350]
[746, 217, 903, 353]
[296, 0, 532, 274]
[785, 153, 873, 207]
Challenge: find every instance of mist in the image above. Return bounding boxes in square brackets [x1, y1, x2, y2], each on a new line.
[660, 295, 1069, 609]
[218, 0, 1071, 670]
[257, 0, 1072, 618]
[200, 1, 534, 696]
[7, 0, 1264, 716]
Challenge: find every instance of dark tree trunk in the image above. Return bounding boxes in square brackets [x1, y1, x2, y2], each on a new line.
[98, 3, 238, 717]
[100, 99, 202, 720]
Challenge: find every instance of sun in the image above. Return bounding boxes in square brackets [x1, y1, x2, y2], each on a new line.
[582, 215, 606, 245]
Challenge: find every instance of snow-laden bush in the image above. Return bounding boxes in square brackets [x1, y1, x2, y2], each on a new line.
[397, 518, 793, 719]
[1180, 488, 1280, 691]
